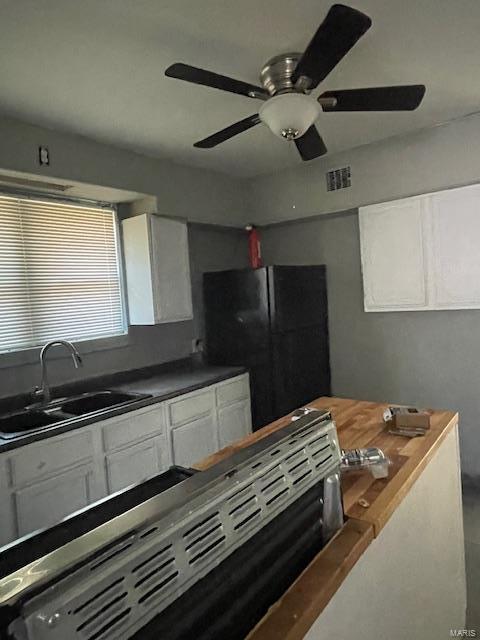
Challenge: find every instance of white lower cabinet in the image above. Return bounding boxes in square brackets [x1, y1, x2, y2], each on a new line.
[0, 373, 252, 545]
[218, 400, 252, 448]
[170, 415, 218, 468]
[105, 437, 167, 493]
[13, 462, 99, 537]
[166, 387, 219, 468]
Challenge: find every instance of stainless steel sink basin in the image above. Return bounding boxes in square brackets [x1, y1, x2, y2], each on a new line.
[0, 390, 151, 439]
[0, 410, 63, 437]
[57, 391, 146, 416]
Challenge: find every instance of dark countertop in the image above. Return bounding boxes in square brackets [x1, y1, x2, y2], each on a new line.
[0, 359, 246, 453]
[113, 366, 244, 397]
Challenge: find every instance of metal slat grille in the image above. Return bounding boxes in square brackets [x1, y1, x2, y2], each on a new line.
[326, 166, 351, 191]
[20, 416, 340, 640]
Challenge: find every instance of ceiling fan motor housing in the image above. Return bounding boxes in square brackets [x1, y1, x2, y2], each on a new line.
[258, 53, 322, 140]
[259, 53, 303, 95]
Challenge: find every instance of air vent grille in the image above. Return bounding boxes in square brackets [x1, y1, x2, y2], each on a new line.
[73, 578, 131, 640]
[326, 166, 351, 191]
[22, 415, 340, 640]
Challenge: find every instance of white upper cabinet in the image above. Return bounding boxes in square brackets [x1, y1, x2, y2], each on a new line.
[359, 183, 480, 312]
[360, 196, 429, 311]
[122, 213, 193, 324]
[430, 184, 480, 309]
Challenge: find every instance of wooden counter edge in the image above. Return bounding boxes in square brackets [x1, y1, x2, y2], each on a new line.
[245, 518, 374, 640]
[357, 411, 459, 536]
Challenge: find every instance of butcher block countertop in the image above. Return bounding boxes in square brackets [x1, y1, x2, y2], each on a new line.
[194, 396, 458, 640]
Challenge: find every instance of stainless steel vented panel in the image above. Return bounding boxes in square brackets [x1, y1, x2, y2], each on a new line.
[2, 410, 340, 640]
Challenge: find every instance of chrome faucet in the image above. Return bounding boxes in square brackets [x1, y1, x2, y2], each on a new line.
[33, 340, 83, 405]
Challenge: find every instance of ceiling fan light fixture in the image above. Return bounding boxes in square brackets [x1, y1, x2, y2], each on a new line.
[169, 5, 425, 162]
[259, 93, 321, 140]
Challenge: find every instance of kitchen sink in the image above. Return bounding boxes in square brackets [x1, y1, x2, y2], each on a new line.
[0, 390, 151, 439]
[57, 391, 145, 416]
[0, 410, 63, 437]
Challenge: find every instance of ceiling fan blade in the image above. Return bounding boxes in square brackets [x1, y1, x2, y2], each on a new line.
[165, 63, 268, 99]
[292, 4, 371, 89]
[319, 85, 426, 111]
[294, 126, 328, 161]
[194, 114, 261, 148]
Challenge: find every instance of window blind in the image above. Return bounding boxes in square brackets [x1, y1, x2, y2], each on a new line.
[0, 193, 126, 353]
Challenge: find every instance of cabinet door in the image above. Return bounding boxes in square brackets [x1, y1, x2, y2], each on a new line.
[150, 215, 193, 323]
[0, 457, 14, 546]
[170, 414, 218, 468]
[218, 400, 252, 448]
[13, 464, 97, 537]
[359, 197, 429, 311]
[431, 185, 480, 308]
[122, 213, 155, 324]
[105, 437, 166, 493]
[122, 214, 193, 325]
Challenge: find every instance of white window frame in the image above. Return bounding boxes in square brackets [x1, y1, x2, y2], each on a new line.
[0, 190, 129, 369]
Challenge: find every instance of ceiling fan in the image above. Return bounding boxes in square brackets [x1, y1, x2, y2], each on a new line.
[165, 4, 426, 161]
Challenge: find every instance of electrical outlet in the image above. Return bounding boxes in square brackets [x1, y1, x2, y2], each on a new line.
[191, 338, 203, 353]
[38, 146, 50, 166]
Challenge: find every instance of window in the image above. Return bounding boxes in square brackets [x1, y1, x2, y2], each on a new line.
[0, 193, 126, 353]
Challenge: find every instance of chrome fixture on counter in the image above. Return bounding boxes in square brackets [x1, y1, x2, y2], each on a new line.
[341, 447, 390, 479]
[293, 409, 390, 480]
[33, 340, 83, 405]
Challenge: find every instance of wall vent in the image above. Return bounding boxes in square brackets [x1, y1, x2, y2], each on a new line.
[326, 166, 351, 192]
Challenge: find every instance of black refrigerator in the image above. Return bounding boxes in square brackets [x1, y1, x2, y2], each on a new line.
[203, 265, 331, 430]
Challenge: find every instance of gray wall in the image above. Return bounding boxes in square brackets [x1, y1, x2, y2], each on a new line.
[0, 224, 247, 399]
[248, 111, 480, 225]
[0, 322, 194, 400]
[262, 212, 479, 478]
[188, 223, 249, 341]
[0, 115, 249, 399]
[0, 115, 247, 227]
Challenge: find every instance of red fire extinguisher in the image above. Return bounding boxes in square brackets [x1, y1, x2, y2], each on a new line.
[246, 224, 262, 269]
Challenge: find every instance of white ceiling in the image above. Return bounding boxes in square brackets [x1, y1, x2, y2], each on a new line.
[1, 0, 480, 178]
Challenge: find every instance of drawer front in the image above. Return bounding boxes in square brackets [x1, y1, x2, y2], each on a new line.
[10, 430, 94, 487]
[168, 389, 215, 427]
[105, 438, 166, 494]
[102, 403, 166, 452]
[216, 374, 249, 407]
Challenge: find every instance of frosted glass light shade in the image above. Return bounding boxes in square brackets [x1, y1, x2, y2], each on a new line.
[259, 93, 321, 139]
